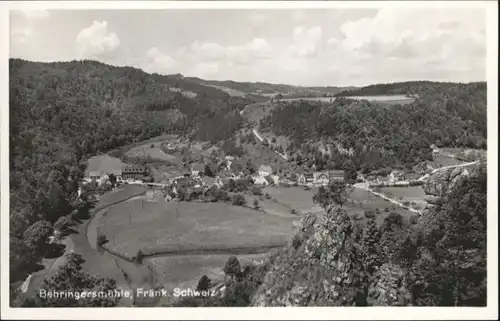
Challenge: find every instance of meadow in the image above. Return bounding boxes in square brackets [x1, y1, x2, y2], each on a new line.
[97, 200, 295, 257]
[347, 187, 417, 226]
[378, 186, 427, 209]
[262, 186, 323, 214]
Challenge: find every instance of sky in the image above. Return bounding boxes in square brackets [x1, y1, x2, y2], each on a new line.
[9, 7, 488, 87]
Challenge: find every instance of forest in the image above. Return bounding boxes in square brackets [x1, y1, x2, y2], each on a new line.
[260, 82, 487, 172]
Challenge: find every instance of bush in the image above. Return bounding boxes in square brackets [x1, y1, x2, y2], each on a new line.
[364, 210, 375, 219]
[97, 234, 107, 247]
[290, 208, 297, 215]
[265, 193, 271, 199]
[384, 207, 390, 212]
[402, 201, 410, 206]
[253, 200, 259, 209]
[352, 213, 362, 221]
[232, 194, 246, 206]
[135, 249, 144, 264]
[410, 214, 419, 225]
[251, 186, 263, 196]
[150, 144, 155, 148]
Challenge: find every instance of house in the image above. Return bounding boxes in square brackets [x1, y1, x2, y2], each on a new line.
[252, 175, 269, 186]
[217, 160, 229, 172]
[264, 175, 274, 185]
[258, 165, 273, 177]
[304, 173, 314, 183]
[271, 174, 280, 185]
[313, 172, 329, 185]
[89, 171, 101, 180]
[357, 173, 365, 182]
[328, 170, 345, 182]
[122, 165, 147, 180]
[388, 170, 405, 184]
[432, 148, 441, 157]
[298, 174, 306, 185]
[191, 163, 205, 177]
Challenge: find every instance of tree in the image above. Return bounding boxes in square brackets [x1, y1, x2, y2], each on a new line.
[196, 275, 212, 292]
[204, 164, 214, 177]
[232, 194, 246, 206]
[21, 253, 120, 307]
[23, 220, 53, 257]
[360, 217, 381, 273]
[108, 173, 117, 186]
[312, 180, 352, 209]
[224, 256, 241, 281]
[253, 199, 260, 209]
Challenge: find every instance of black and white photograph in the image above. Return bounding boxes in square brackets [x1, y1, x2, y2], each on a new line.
[1, 1, 498, 319]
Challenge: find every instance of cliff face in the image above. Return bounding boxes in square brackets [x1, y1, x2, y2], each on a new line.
[251, 207, 364, 307]
[367, 263, 412, 306]
[420, 166, 475, 228]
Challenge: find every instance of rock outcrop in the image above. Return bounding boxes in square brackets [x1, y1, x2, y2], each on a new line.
[420, 165, 478, 230]
[367, 263, 412, 306]
[251, 206, 364, 307]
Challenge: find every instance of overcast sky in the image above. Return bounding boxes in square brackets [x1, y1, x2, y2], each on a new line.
[9, 7, 487, 86]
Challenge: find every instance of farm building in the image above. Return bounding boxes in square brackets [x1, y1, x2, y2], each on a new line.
[258, 165, 273, 177]
[89, 171, 101, 180]
[191, 163, 205, 177]
[252, 175, 269, 186]
[388, 170, 405, 184]
[328, 170, 345, 181]
[304, 173, 315, 183]
[122, 165, 148, 180]
[313, 172, 329, 185]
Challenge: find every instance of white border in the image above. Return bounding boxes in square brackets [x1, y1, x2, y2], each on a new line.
[0, 1, 498, 320]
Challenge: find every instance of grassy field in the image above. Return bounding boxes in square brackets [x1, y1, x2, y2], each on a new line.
[86, 155, 124, 175]
[347, 187, 417, 226]
[426, 155, 465, 169]
[378, 186, 427, 209]
[125, 142, 178, 163]
[262, 186, 322, 214]
[147, 253, 267, 291]
[98, 200, 295, 257]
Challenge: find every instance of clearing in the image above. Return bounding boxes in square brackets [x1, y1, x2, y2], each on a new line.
[378, 186, 427, 210]
[97, 200, 295, 257]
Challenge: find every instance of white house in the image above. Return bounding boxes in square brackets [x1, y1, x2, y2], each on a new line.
[388, 170, 405, 184]
[252, 175, 269, 186]
[258, 165, 273, 177]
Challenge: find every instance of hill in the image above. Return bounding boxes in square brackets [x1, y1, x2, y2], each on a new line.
[334, 80, 477, 97]
[185, 77, 356, 96]
[258, 82, 487, 173]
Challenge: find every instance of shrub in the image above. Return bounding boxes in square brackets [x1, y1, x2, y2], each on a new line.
[265, 193, 271, 199]
[97, 234, 107, 247]
[364, 210, 375, 219]
[253, 200, 260, 209]
[290, 208, 297, 215]
[135, 249, 144, 264]
[232, 194, 246, 206]
[150, 144, 155, 148]
[251, 186, 263, 196]
[352, 213, 362, 221]
[410, 214, 419, 225]
[402, 201, 410, 206]
[384, 207, 390, 212]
